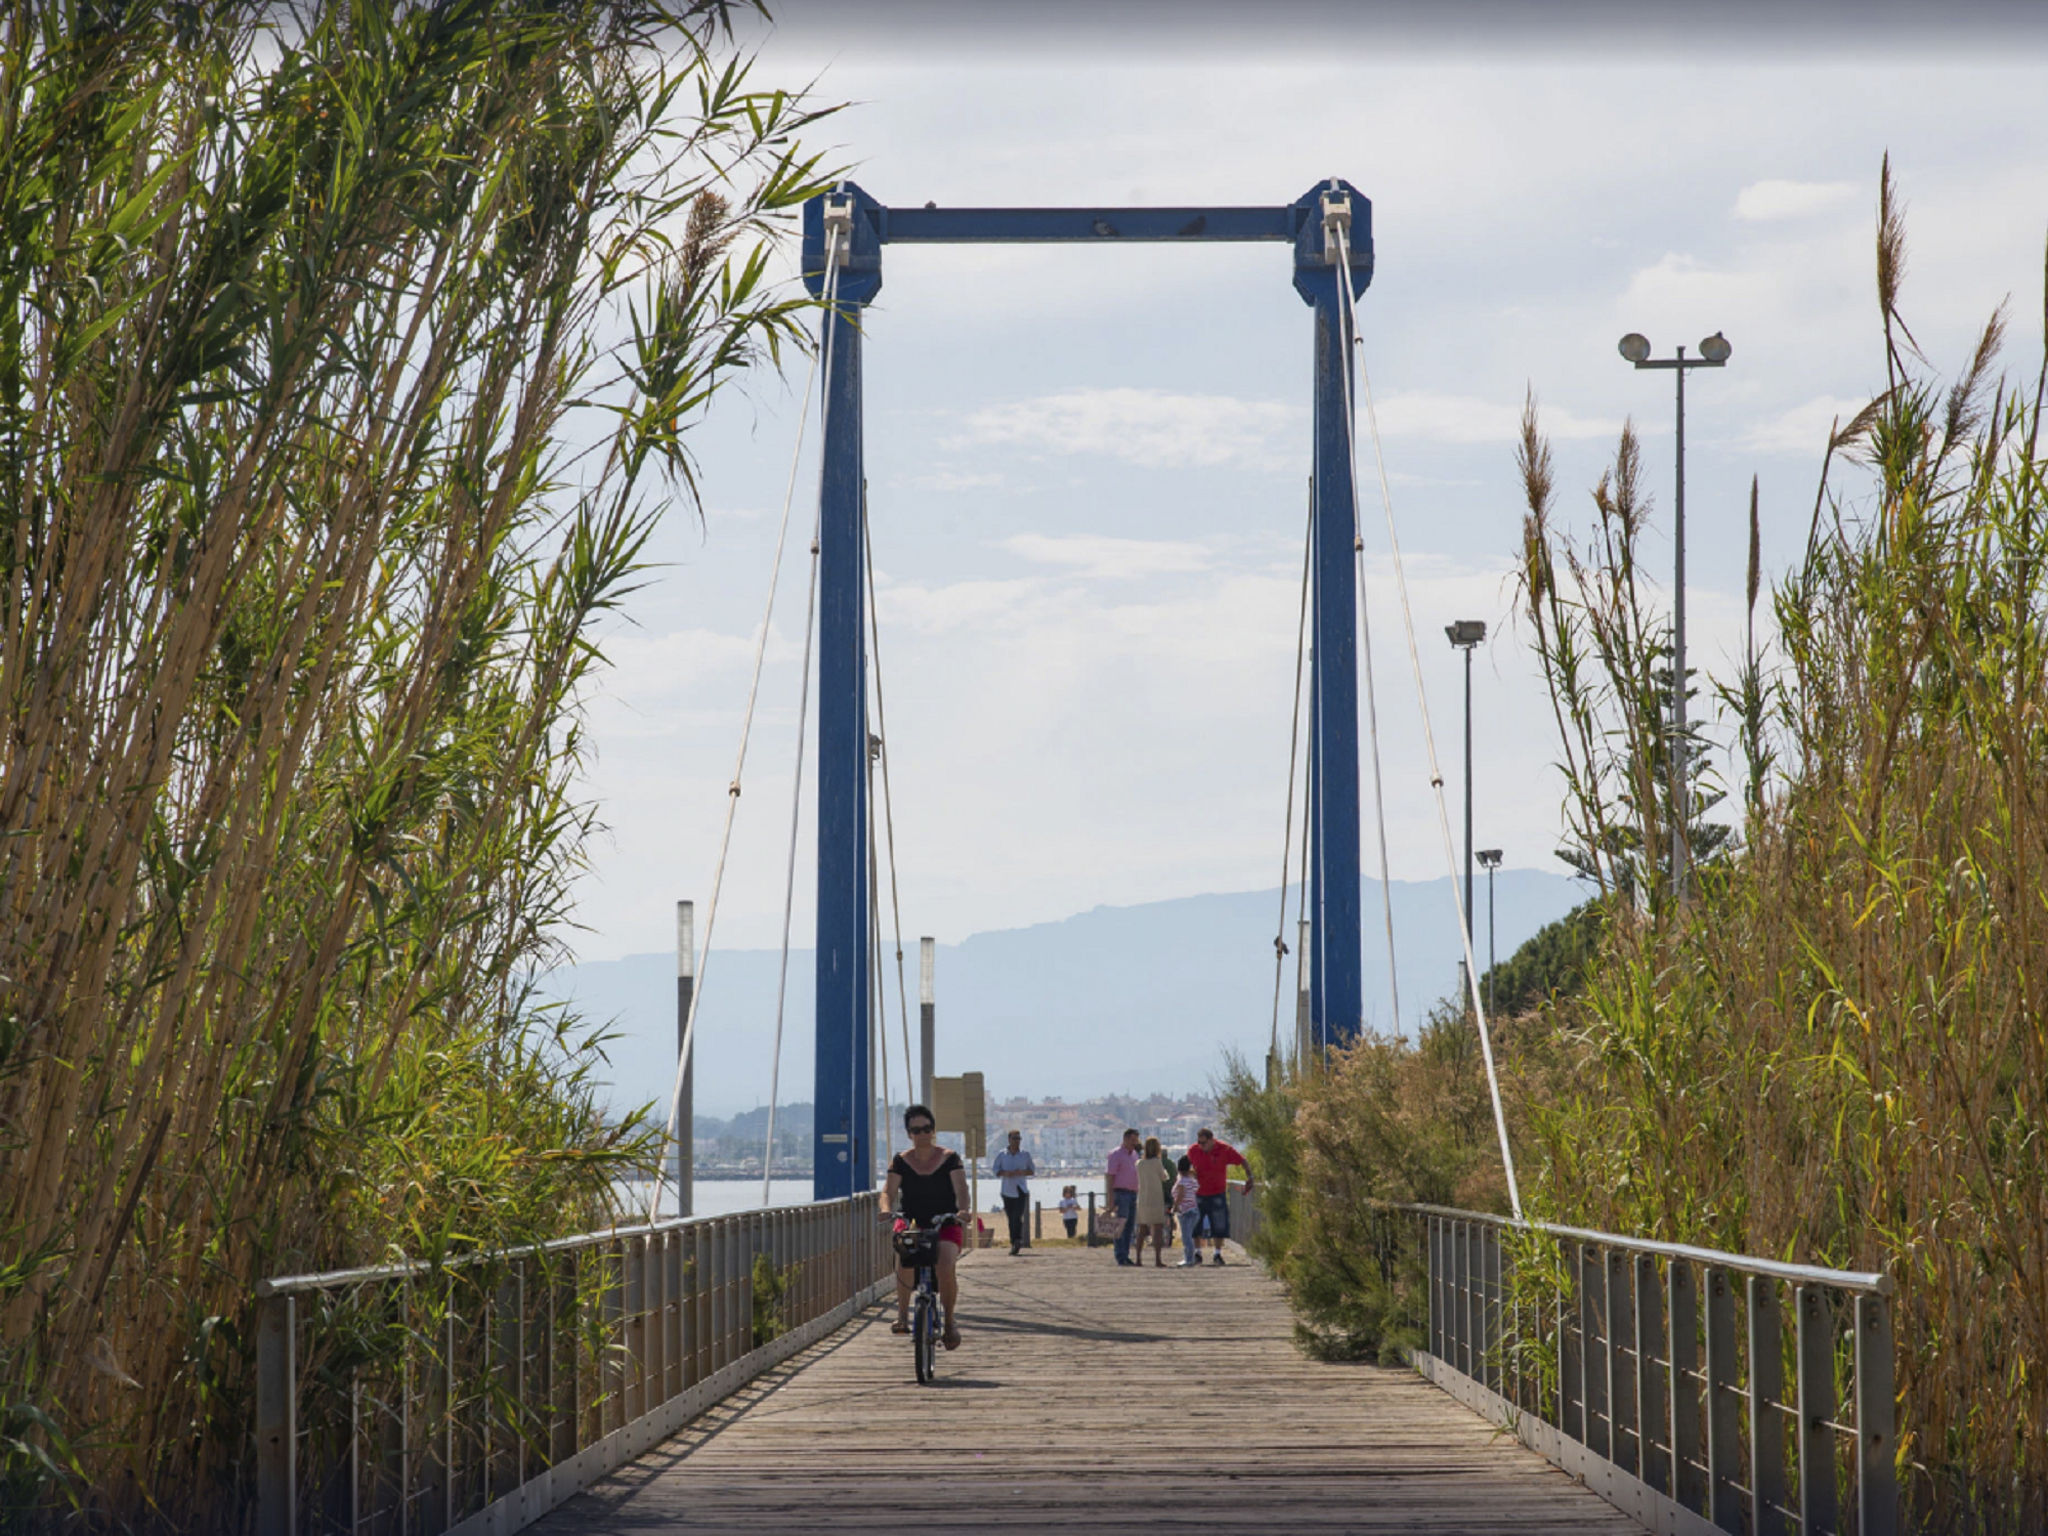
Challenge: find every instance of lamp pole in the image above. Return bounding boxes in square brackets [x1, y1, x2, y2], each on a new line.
[1477, 849, 1502, 1018]
[1445, 621, 1486, 966]
[1618, 331, 1729, 902]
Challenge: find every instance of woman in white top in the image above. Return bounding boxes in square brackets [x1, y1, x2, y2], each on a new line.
[1134, 1136, 1174, 1267]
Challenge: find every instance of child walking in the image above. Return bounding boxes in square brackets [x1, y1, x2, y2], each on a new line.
[1172, 1155, 1202, 1268]
[1058, 1184, 1080, 1240]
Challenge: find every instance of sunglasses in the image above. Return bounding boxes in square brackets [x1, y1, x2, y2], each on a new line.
[907, 1122, 935, 1134]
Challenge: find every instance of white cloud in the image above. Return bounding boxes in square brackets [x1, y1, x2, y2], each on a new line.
[1733, 180, 1859, 222]
[897, 469, 1004, 493]
[1740, 394, 1873, 455]
[954, 387, 1298, 469]
[1372, 391, 1624, 445]
[1001, 532, 1212, 580]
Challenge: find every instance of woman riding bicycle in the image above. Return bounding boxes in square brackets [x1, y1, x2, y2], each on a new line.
[883, 1103, 971, 1350]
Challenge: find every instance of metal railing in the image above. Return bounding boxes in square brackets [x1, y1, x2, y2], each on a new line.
[254, 1192, 892, 1536]
[1394, 1203, 1896, 1536]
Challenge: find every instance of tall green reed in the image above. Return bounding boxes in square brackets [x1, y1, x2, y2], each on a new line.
[1513, 158, 2048, 1530]
[0, 2, 832, 1525]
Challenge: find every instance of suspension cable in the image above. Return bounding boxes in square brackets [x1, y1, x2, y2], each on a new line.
[1331, 214, 1523, 1219]
[1321, 245, 1403, 1038]
[760, 516, 821, 1208]
[862, 487, 919, 1111]
[650, 217, 846, 1223]
[870, 803, 892, 1177]
[1270, 483, 1313, 1059]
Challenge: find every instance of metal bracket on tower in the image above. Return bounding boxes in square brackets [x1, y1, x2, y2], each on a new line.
[1319, 190, 1352, 264]
[822, 193, 854, 265]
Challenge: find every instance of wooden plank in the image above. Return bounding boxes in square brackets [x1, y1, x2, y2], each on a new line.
[527, 1245, 1648, 1534]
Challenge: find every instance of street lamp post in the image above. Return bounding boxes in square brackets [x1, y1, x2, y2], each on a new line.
[1617, 331, 1729, 902]
[1444, 620, 1486, 967]
[1477, 849, 1502, 1018]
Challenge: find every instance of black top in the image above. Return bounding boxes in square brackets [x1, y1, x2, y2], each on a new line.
[890, 1150, 963, 1224]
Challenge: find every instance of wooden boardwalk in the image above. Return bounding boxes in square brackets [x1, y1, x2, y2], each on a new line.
[528, 1242, 1645, 1534]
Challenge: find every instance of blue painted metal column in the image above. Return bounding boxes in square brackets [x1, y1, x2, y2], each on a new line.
[803, 185, 884, 1197]
[1292, 180, 1374, 1051]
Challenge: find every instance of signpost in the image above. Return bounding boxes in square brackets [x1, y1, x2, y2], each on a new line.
[933, 1071, 986, 1232]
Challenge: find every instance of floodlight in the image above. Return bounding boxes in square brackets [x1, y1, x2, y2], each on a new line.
[1618, 332, 1651, 364]
[1477, 849, 1503, 869]
[1699, 331, 1732, 363]
[1445, 620, 1486, 648]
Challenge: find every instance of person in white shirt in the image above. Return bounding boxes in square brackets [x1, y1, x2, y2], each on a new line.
[989, 1130, 1036, 1256]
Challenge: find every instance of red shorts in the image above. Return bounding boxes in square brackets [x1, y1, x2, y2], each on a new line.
[893, 1217, 963, 1249]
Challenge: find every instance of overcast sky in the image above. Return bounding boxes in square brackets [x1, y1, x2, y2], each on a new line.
[558, 7, 2048, 964]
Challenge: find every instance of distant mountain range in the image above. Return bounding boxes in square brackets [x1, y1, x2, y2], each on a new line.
[539, 871, 1584, 1120]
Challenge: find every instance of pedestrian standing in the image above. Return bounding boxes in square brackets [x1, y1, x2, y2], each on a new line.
[1172, 1155, 1201, 1267]
[1184, 1127, 1253, 1265]
[990, 1130, 1036, 1256]
[1135, 1136, 1173, 1267]
[1058, 1185, 1080, 1239]
[1104, 1129, 1142, 1267]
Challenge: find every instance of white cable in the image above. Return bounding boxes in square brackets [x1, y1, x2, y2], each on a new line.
[870, 814, 891, 1176]
[760, 520, 820, 1208]
[861, 492, 919, 1111]
[1270, 487, 1313, 1058]
[650, 220, 845, 1223]
[1331, 216, 1523, 1220]
[1315, 207, 1402, 1039]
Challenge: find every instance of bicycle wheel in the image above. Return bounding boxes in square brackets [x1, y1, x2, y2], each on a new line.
[912, 1288, 936, 1384]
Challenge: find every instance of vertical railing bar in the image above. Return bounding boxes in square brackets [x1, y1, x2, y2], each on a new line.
[1609, 1248, 1637, 1478]
[1797, 1284, 1840, 1535]
[1560, 1244, 1581, 1443]
[444, 1280, 457, 1534]
[350, 1369, 360, 1536]
[255, 1292, 295, 1536]
[1706, 1264, 1742, 1532]
[1582, 1244, 1609, 1461]
[1749, 1274, 1788, 1536]
[1636, 1253, 1669, 1497]
[1670, 1258, 1703, 1512]
[1854, 1291, 1897, 1536]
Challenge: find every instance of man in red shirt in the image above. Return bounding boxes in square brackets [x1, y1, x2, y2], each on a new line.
[1184, 1127, 1252, 1266]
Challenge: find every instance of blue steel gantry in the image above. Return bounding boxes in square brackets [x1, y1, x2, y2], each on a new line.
[801, 181, 1375, 1198]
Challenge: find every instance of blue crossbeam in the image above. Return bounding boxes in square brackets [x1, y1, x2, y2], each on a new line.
[879, 206, 1297, 244]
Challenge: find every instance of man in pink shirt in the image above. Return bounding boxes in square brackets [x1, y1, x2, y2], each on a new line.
[1184, 1127, 1253, 1266]
[1103, 1128, 1142, 1267]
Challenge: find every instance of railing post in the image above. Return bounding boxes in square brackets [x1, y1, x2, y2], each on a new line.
[1581, 1244, 1609, 1461]
[1474, 1228, 1490, 1384]
[256, 1292, 295, 1536]
[1706, 1265, 1742, 1531]
[1855, 1292, 1897, 1536]
[1796, 1285, 1839, 1534]
[1433, 1220, 1449, 1368]
[553, 1255, 579, 1463]
[1636, 1254, 1668, 1496]
[1608, 1248, 1637, 1478]
[1458, 1228, 1474, 1384]
[1749, 1275, 1788, 1536]
[1560, 1249, 1582, 1442]
[1670, 1259, 1703, 1511]
[624, 1234, 646, 1422]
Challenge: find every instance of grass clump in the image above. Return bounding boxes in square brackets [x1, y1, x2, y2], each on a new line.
[1220, 1004, 1517, 1363]
[0, 2, 830, 1526]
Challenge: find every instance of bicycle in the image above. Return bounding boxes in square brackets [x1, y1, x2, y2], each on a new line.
[889, 1212, 960, 1384]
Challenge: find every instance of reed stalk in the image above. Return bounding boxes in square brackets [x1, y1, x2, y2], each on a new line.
[0, 3, 832, 1525]
[1511, 160, 2048, 1530]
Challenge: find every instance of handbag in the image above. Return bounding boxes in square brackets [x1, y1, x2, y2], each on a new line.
[1093, 1212, 1126, 1241]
